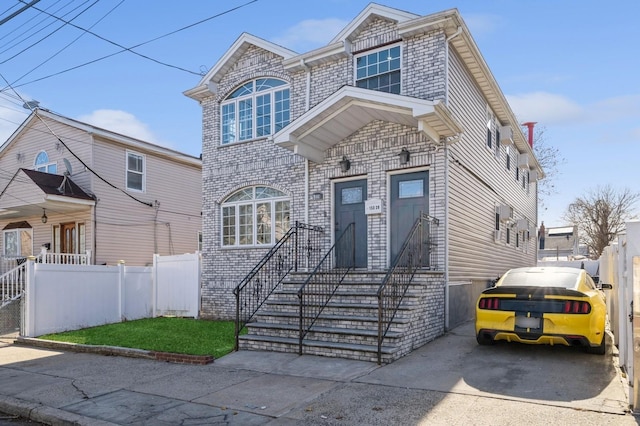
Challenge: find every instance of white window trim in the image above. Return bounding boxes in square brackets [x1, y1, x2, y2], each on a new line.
[220, 78, 290, 146]
[353, 43, 403, 94]
[3, 227, 33, 257]
[34, 150, 57, 173]
[220, 187, 291, 248]
[126, 150, 146, 193]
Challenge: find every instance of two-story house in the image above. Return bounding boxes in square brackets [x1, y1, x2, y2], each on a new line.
[0, 108, 202, 269]
[186, 3, 543, 362]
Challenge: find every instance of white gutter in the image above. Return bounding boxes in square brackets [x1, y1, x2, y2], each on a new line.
[444, 26, 462, 331]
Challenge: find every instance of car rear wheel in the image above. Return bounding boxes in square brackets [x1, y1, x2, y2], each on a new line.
[586, 335, 606, 355]
[476, 332, 495, 346]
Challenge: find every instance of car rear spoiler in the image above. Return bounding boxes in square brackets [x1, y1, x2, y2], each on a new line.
[482, 286, 586, 298]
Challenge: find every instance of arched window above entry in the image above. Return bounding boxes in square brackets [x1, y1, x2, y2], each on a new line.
[221, 78, 290, 145]
[34, 151, 57, 174]
[221, 186, 290, 247]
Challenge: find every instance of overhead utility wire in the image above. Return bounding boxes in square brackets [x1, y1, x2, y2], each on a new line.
[0, 70, 153, 207]
[2, 0, 259, 90]
[0, 0, 99, 64]
[0, 0, 77, 54]
[7, 0, 125, 87]
[0, 0, 41, 26]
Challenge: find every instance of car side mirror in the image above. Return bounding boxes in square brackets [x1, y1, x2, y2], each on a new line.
[600, 283, 613, 290]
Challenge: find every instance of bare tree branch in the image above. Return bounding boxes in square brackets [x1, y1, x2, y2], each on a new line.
[563, 185, 640, 257]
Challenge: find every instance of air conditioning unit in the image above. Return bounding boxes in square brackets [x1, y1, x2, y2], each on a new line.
[529, 170, 538, 183]
[498, 204, 512, 221]
[516, 219, 528, 231]
[499, 125, 514, 146]
[517, 153, 530, 170]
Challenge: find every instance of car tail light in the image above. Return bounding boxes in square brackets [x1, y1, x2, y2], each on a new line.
[563, 300, 591, 314]
[479, 297, 501, 310]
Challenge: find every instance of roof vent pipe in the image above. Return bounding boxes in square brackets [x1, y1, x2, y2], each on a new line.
[522, 122, 537, 148]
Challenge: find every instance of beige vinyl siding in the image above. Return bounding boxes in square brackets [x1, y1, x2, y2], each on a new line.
[91, 137, 201, 266]
[446, 49, 536, 283]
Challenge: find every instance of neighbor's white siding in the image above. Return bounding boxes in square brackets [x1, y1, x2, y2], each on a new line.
[91, 136, 201, 266]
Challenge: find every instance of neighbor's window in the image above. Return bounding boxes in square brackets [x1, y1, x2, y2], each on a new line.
[221, 186, 290, 247]
[34, 151, 57, 174]
[3, 227, 32, 257]
[126, 151, 145, 191]
[355, 45, 401, 94]
[221, 78, 290, 145]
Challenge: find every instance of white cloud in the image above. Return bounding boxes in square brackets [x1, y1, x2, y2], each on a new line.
[77, 109, 162, 145]
[506, 92, 586, 125]
[0, 95, 30, 144]
[271, 18, 349, 51]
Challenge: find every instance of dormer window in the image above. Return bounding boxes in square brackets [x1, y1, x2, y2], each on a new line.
[34, 151, 56, 174]
[355, 45, 401, 94]
[221, 78, 290, 145]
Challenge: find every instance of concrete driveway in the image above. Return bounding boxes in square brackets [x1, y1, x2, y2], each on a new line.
[0, 321, 634, 425]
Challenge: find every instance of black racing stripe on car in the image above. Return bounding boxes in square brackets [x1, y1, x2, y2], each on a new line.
[482, 286, 586, 298]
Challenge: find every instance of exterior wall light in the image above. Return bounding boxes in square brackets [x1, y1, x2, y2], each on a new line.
[399, 148, 410, 165]
[339, 156, 351, 172]
[41, 208, 48, 224]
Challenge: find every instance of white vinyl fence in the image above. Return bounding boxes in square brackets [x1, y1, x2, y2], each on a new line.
[599, 220, 640, 410]
[22, 252, 201, 337]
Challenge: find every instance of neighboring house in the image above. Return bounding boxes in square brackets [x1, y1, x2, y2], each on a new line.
[0, 108, 202, 269]
[186, 3, 543, 359]
[538, 223, 583, 261]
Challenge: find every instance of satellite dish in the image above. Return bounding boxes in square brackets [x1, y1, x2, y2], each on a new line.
[63, 158, 72, 176]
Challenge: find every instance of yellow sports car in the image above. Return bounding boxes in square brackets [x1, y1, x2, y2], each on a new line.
[475, 266, 611, 354]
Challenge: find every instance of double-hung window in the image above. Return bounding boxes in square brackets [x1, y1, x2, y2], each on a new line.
[3, 225, 32, 258]
[355, 45, 401, 94]
[221, 78, 290, 145]
[34, 151, 57, 174]
[126, 151, 145, 192]
[221, 186, 290, 247]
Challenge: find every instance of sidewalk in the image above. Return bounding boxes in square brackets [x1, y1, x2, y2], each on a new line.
[0, 322, 637, 425]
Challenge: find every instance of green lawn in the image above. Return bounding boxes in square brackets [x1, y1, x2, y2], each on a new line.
[38, 317, 243, 359]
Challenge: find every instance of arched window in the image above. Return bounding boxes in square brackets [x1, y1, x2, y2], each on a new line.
[221, 186, 290, 247]
[34, 151, 57, 174]
[221, 78, 290, 145]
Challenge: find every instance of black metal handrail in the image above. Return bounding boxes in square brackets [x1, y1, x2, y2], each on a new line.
[376, 213, 438, 364]
[233, 221, 324, 350]
[297, 222, 355, 355]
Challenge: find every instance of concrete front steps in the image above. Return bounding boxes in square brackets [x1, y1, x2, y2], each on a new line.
[238, 271, 428, 364]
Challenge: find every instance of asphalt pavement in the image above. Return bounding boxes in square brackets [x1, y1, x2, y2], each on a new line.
[0, 321, 636, 425]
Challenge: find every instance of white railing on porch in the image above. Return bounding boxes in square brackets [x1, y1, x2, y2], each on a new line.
[0, 263, 24, 308]
[39, 248, 91, 266]
[0, 248, 92, 308]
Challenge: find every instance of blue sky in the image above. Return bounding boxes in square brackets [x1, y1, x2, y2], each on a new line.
[0, 0, 638, 227]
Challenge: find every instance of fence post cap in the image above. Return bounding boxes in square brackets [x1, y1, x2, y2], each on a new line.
[27, 255, 36, 260]
[118, 260, 126, 264]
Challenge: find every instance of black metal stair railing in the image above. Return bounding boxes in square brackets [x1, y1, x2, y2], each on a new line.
[233, 221, 324, 350]
[376, 213, 439, 364]
[297, 223, 355, 355]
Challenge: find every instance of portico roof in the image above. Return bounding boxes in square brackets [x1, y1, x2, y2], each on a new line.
[273, 86, 462, 163]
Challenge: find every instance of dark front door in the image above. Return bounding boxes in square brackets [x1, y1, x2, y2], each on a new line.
[334, 179, 367, 268]
[390, 171, 429, 265]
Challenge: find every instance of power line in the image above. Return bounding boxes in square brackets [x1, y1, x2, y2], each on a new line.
[0, 0, 100, 65]
[3, 0, 124, 87]
[0, 0, 41, 26]
[1, 0, 259, 91]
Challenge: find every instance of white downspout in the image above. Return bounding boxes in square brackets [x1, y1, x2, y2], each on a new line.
[444, 26, 462, 331]
[303, 59, 311, 223]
